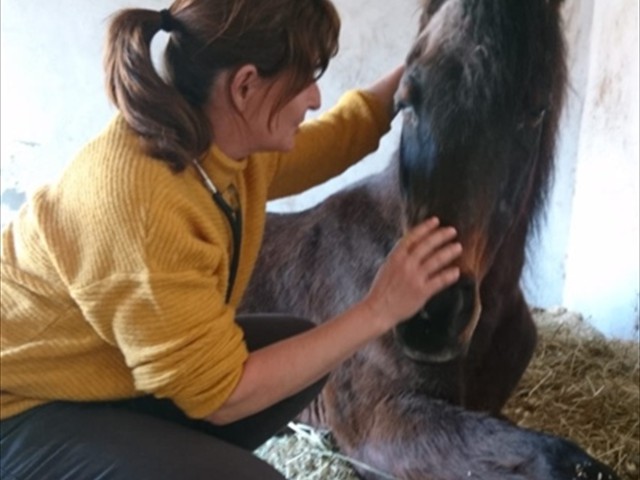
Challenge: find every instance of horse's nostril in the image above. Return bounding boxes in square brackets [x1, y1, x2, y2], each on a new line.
[394, 276, 477, 363]
[424, 278, 474, 325]
[419, 309, 432, 335]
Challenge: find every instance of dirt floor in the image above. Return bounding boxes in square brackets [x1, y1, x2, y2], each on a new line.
[255, 308, 640, 480]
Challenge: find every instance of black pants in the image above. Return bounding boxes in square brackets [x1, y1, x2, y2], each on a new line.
[0, 315, 326, 480]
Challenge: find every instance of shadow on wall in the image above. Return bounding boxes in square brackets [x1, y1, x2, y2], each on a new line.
[2, 188, 27, 210]
[1, 188, 27, 229]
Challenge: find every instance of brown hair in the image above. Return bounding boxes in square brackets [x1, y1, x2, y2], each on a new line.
[104, 0, 340, 171]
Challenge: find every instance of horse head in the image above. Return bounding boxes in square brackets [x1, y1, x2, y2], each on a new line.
[392, 0, 567, 363]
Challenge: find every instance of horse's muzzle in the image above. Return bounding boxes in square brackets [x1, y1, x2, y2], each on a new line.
[393, 276, 477, 363]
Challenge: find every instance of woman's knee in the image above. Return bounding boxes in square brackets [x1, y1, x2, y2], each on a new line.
[0, 402, 285, 480]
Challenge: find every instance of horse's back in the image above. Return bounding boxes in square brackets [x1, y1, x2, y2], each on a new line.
[241, 167, 402, 322]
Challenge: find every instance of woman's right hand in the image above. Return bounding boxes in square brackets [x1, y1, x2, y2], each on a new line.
[363, 217, 462, 331]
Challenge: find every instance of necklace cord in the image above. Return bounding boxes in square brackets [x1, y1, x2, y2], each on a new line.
[211, 191, 242, 303]
[192, 160, 242, 303]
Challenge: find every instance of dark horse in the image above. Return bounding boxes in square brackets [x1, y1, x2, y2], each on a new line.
[241, 1, 619, 478]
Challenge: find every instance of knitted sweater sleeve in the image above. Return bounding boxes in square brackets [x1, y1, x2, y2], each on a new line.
[70, 271, 247, 418]
[266, 89, 392, 199]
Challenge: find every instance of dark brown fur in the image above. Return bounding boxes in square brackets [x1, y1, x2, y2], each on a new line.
[241, 1, 619, 478]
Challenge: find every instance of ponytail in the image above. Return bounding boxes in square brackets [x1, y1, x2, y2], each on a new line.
[104, 8, 211, 172]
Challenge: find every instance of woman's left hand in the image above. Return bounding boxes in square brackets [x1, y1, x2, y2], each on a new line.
[365, 65, 405, 119]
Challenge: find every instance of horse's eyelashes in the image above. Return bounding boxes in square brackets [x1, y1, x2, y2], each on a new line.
[409, 84, 423, 109]
[402, 71, 423, 106]
[394, 98, 410, 115]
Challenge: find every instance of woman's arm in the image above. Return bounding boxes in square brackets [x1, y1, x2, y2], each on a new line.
[206, 217, 461, 425]
[266, 66, 405, 200]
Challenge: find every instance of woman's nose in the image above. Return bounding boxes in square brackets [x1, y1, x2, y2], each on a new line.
[307, 82, 321, 110]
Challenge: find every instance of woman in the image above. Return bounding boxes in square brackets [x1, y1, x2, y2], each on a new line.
[0, 1, 462, 478]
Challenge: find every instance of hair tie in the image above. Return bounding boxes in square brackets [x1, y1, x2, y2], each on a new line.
[159, 9, 174, 32]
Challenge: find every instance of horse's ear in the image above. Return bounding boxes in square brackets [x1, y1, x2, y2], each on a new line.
[421, 0, 447, 14]
[418, 0, 445, 32]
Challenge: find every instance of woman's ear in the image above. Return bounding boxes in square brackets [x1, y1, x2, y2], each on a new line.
[229, 64, 261, 112]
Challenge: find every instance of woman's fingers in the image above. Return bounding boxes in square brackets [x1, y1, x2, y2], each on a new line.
[425, 264, 461, 293]
[366, 216, 463, 329]
[397, 217, 441, 253]
[404, 217, 462, 287]
[402, 218, 460, 261]
[421, 240, 463, 274]
[411, 225, 458, 259]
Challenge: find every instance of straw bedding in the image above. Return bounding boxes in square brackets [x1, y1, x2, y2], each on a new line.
[255, 308, 640, 480]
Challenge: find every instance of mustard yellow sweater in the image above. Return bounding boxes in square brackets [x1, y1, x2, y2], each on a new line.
[0, 90, 390, 420]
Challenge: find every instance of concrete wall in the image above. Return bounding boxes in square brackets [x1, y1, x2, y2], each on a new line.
[1, 0, 638, 339]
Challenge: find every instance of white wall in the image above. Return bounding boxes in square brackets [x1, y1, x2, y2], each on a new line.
[521, 0, 595, 310]
[1, 0, 638, 340]
[561, 1, 639, 339]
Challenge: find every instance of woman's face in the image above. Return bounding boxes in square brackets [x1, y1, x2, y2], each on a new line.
[246, 74, 322, 152]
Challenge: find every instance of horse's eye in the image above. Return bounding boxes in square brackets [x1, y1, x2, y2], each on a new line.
[394, 97, 410, 115]
[395, 73, 418, 114]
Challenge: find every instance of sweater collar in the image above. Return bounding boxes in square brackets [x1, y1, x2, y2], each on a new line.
[199, 144, 249, 193]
